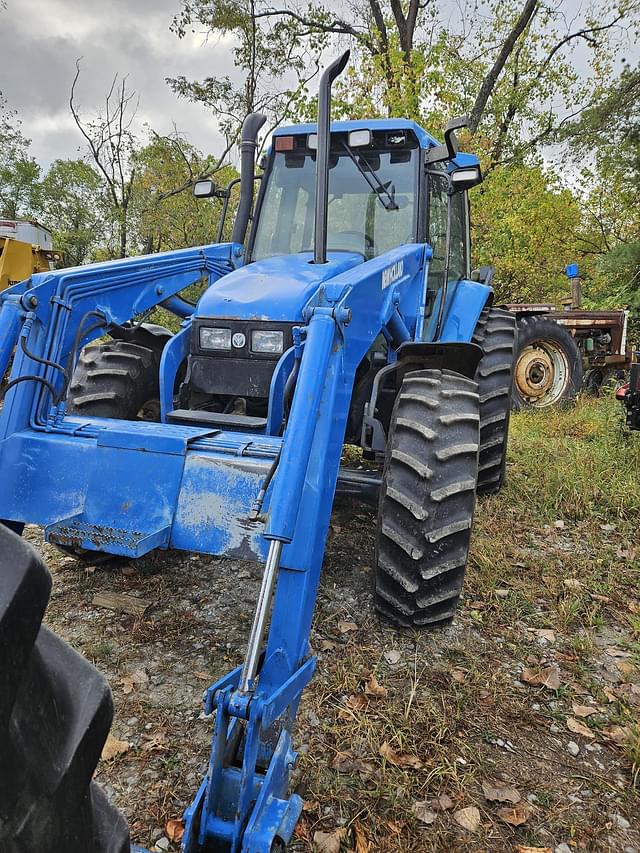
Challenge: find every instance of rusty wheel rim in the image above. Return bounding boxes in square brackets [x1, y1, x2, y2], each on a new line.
[515, 339, 569, 407]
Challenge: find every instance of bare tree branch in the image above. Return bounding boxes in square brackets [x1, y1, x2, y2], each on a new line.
[468, 0, 538, 134]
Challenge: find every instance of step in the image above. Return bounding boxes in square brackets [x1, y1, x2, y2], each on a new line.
[45, 515, 170, 558]
[167, 409, 267, 432]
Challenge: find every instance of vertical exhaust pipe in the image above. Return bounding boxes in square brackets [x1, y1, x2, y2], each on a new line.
[231, 112, 267, 245]
[313, 50, 350, 264]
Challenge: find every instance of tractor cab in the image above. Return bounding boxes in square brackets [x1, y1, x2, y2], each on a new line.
[251, 122, 421, 262]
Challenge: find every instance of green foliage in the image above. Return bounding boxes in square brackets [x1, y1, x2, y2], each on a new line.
[169, 0, 324, 145]
[472, 164, 582, 303]
[37, 159, 103, 266]
[130, 133, 238, 254]
[0, 95, 40, 219]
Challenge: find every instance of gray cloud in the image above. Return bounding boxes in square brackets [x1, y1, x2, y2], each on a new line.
[1, 0, 232, 166]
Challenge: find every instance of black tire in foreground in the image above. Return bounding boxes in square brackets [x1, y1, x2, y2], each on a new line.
[68, 339, 162, 420]
[472, 307, 517, 494]
[0, 525, 130, 853]
[512, 315, 583, 410]
[374, 368, 479, 628]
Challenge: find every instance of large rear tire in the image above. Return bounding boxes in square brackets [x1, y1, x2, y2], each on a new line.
[374, 369, 479, 628]
[0, 525, 130, 853]
[68, 340, 161, 420]
[472, 307, 517, 494]
[513, 315, 583, 409]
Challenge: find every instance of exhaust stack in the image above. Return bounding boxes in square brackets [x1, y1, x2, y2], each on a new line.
[231, 112, 267, 245]
[313, 50, 350, 264]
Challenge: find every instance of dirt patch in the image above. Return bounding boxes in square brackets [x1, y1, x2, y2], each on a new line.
[26, 399, 640, 852]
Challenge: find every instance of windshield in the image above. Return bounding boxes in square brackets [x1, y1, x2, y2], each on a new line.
[251, 135, 418, 261]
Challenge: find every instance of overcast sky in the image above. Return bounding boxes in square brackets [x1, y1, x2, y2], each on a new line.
[0, 0, 233, 167]
[1, 0, 637, 171]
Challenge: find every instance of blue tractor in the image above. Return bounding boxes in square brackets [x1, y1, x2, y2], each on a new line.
[0, 52, 516, 852]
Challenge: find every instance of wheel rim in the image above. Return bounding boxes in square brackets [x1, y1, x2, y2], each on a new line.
[515, 339, 570, 407]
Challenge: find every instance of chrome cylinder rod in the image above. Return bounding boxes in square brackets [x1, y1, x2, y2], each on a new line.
[239, 539, 283, 693]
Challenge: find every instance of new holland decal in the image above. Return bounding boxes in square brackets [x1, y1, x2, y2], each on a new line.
[381, 260, 404, 289]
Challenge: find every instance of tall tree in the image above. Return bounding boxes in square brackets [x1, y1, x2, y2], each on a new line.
[69, 61, 139, 258]
[0, 95, 40, 219]
[38, 159, 103, 266]
[169, 0, 323, 149]
[130, 132, 238, 253]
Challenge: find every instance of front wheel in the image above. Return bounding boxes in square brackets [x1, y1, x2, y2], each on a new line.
[512, 315, 583, 409]
[374, 369, 479, 628]
[67, 340, 161, 420]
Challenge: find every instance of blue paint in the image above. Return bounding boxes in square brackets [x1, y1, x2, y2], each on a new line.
[565, 262, 579, 278]
[0, 113, 497, 853]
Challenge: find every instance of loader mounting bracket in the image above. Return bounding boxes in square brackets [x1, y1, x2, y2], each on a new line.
[361, 341, 482, 456]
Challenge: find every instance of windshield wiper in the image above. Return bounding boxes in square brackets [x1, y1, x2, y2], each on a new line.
[339, 141, 398, 210]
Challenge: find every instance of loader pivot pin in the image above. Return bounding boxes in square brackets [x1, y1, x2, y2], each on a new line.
[239, 539, 283, 693]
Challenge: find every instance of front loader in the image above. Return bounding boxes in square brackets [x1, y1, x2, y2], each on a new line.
[0, 52, 517, 853]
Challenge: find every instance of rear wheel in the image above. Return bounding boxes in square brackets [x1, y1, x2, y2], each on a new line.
[68, 340, 161, 420]
[0, 525, 130, 853]
[513, 315, 583, 409]
[374, 369, 479, 628]
[472, 307, 517, 494]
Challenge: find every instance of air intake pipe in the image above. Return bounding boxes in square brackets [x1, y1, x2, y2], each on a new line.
[231, 112, 267, 245]
[313, 50, 350, 264]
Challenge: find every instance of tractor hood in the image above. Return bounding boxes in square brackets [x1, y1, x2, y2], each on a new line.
[196, 251, 363, 321]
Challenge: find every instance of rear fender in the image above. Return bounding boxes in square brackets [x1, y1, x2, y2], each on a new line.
[426, 279, 492, 342]
[361, 341, 483, 454]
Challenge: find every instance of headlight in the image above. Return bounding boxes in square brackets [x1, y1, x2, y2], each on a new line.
[251, 329, 283, 354]
[200, 327, 231, 350]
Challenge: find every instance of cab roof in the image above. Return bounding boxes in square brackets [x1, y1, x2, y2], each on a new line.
[273, 118, 480, 169]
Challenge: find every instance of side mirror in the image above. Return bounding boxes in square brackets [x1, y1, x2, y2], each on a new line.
[470, 265, 494, 285]
[451, 165, 482, 191]
[426, 115, 469, 164]
[193, 179, 217, 199]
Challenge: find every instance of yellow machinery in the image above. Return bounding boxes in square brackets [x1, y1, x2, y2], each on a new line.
[0, 220, 62, 291]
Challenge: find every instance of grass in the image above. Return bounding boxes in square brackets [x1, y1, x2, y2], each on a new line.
[293, 394, 640, 851]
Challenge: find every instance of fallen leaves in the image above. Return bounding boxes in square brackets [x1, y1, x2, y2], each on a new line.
[515, 846, 552, 853]
[331, 750, 376, 780]
[566, 717, 595, 739]
[453, 806, 481, 832]
[571, 703, 598, 718]
[313, 828, 346, 853]
[522, 665, 561, 689]
[379, 741, 423, 769]
[412, 801, 437, 825]
[353, 821, 370, 853]
[617, 660, 636, 679]
[337, 620, 357, 634]
[141, 729, 169, 752]
[533, 628, 556, 643]
[603, 724, 631, 745]
[606, 646, 631, 658]
[481, 779, 521, 804]
[497, 803, 533, 826]
[345, 694, 368, 712]
[365, 674, 387, 697]
[101, 733, 130, 761]
[120, 668, 149, 694]
[165, 819, 184, 843]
